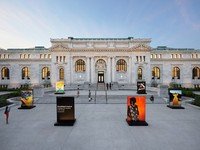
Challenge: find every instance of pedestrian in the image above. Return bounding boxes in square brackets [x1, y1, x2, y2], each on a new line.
[77, 88, 80, 98]
[4, 106, 10, 124]
[109, 82, 112, 90]
[150, 95, 154, 103]
[106, 83, 109, 90]
[88, 90, 92, 101]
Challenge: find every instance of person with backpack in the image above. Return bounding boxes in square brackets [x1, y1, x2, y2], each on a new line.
[4, 106, 10, 124]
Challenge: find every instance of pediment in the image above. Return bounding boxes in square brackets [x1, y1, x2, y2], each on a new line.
[130, 44, 151, 51]
[50, 44, 69, 51]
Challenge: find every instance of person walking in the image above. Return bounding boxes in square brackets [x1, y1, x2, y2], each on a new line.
[77, 88, 80, 98]
[106, 83, 109, 90]
[109, 82, 112, 90]
[88, 90, 92, 101]
[150, 95, 154, 103]
[4, 106, 10, 124]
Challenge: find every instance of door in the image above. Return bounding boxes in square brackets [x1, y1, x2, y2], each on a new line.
[98, 71, 104, 83]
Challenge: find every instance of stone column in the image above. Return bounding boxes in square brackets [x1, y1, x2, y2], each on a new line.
[112, 57, 115, 82]
[107, 57, 111, 82]
[86, 57, 90, 82]
[129, 56, 132, 84]
[89, 57, 91, 83]
[70, 56, 73, 84]
[91, 57, 95, 83]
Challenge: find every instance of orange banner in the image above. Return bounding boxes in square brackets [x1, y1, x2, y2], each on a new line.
[127, 96, 146, 121]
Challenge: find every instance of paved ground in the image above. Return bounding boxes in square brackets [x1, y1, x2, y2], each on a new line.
[0, 92, 11, 96]
[0, 90, 200, 150]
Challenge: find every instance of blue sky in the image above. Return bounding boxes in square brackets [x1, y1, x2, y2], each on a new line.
[0, 0, 200, 49]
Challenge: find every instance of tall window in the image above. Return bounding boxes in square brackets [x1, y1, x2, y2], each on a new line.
[59, 68, 64, 80]
[42, 67, 50, 79]
[192, 67, 200, 79]
[172, 67, 180, 79]
[116, 59, 127, 72]
[136, 56, 138, 62]
[138, 68, 142, 80]
[22, 67, 30, 79]
[75, 59, 86, 72]
[1, 67, 10, 79]
[152, 67, 160, 79]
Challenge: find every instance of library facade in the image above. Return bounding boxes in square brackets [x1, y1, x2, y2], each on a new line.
[0, 37, 200, 88]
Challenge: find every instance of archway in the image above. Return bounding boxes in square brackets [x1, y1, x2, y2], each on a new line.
[95, 59, 106, 83]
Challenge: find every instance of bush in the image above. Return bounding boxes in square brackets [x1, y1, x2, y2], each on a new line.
[169, 82, 181, 88]
[193, 95, 200, 107]
[151, 80, 158, 87]
[0, 91, 21, 108]
[182, 89, 195, 98]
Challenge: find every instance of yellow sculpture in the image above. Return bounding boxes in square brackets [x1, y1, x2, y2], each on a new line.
[21, 91, 33, 107]
[172, 93, 179, 106]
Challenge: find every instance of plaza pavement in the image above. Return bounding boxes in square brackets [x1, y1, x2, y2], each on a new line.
[0, 89, 200, 150]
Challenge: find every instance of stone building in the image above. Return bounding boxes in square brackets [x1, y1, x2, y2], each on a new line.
[0, 37, 200, 88]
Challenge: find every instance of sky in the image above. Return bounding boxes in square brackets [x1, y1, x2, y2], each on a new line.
[0, 0, 200, 49]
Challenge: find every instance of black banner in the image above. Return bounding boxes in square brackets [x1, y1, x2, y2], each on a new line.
[55, 96, 76, 126]
[137, 81, 146, 94]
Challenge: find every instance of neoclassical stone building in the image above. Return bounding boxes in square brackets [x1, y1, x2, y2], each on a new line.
[0, 37, 200, 88]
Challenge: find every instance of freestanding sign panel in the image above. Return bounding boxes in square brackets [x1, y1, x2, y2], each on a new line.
[167, 89, 184, 109]
[137, 81, 146, 94]
[54, 96, 76, 126]
[126, 96, 148, 126]
[18, 90, 35, 109]
[55, 81, 65, 94]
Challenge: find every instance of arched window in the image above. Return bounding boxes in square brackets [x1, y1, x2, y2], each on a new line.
[42, 67, 50, 79]
[172, 67, 180, 79]
[152, 67, 160, 79]
[116, 59, 127, 72]
[192, 67, 200, 79]
[138, 68, 142, 80]
[59, 68, 64, 80]
[75, 59, 86, 72]
[1, 67, 10, 79]
[22, 67, 30, 79]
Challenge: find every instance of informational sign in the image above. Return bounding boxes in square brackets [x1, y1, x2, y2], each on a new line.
[54, 96, 76, 126]
[55, 81, 65, 94]
[137, 81, 146, 94]
[167, 89, 184, 109]
[126, 96, 148, 126]
[19, 90, 35, 109]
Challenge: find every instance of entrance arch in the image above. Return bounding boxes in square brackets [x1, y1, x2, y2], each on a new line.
[95, 59, 106, 83]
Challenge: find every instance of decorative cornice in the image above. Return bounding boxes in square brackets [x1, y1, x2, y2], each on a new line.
[151, 58, 200, 61]
[0, 59, 51, 62]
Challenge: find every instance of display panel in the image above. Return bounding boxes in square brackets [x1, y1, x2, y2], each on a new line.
[55, 81, 65, 94]
[126, 96, 148, 126]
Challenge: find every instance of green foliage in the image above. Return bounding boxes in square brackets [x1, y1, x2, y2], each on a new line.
[151, 80, 158, 87]
[193, 95, 200, 107]
[169, 82, 181, 88]
[0, 91, 21, 108]
[182, 89, 195, 98]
